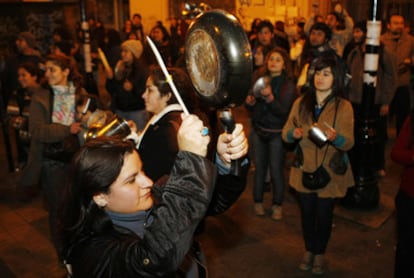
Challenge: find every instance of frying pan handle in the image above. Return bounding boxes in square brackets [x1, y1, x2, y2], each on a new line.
[219, 109, 242, 176]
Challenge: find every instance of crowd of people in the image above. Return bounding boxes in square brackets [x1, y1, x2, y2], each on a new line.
[0, 4, 413, 277]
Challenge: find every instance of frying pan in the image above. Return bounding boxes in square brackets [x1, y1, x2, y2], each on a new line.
[185, 10, 253, 175]
[185, 9, 253, 108]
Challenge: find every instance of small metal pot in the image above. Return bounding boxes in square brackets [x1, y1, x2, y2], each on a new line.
[308, 124, 328, 147]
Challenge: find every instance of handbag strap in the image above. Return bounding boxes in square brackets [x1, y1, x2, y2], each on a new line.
[315, 98, 340, 166]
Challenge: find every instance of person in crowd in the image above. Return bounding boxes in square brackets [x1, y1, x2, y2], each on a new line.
[105, 39, 149, 131]
[390, 110, 414, 278]
[32, 54, 86, 253]
[346, 21, 397, 178]
[250, 20, 277, 68]
[169, 17, 185, 66]
[131, 13, 145, 42]
[136, 66, 239, 181]
[120, 19, 133, 42]
[2, 32, 42, 107]
[92, 19, 106, 50]
[289, 21, 307, 80]
[248, 18, 262, 43]
[101, 28, 122, 70]
[146, 23, 173, 67]
[52, 27, 73, 44]
[324, 3, 354, 57]
[303, 2, 325, 35]
[342, 21, 366, 61]
[131, 66, 249, 276]
[126, 31, 139, 41]
[136, 67, 202, 181]
[253, 44, 273, 71]
[297, 22, 349, 94]
[15, 62, 46, 200]
[2, 31, 43, 169]
[304, 3, 353, 57]
[381, 14, 414, 135]
[57, 107, 249, 277]
[57, 115, 212, 277]
[297, 22, 333, 89]
[282, 53, 354, 275]
[246, 47, 297, 220]
[274, 20, 290, 53]
[50, 26, 73, 55]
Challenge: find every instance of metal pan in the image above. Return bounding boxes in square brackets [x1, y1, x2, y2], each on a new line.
[185, 10, 253, 108]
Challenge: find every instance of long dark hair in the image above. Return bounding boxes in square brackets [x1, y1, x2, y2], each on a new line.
[57, 137, 136, 260]
[299, 53, 345, 123]
[254, 46, 294, 82]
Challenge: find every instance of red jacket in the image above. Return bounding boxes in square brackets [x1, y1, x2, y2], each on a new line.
[391, 116, 414, 198]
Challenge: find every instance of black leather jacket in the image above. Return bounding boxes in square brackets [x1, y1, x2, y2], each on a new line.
[66, 152, 216, 277]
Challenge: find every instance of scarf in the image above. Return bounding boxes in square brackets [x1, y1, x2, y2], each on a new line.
[51, 82, 76, 126]
[107, 209, 153, 238]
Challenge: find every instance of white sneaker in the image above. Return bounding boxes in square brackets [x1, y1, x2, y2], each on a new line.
[254, 203, 265, 216]
[271, 205, 283, 220]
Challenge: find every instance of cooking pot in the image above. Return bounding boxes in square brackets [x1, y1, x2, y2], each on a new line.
[185, 10, 253, 108]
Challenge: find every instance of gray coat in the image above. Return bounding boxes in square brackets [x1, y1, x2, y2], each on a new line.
[20, 87, 72, 186]
[346, 45, 397, 105]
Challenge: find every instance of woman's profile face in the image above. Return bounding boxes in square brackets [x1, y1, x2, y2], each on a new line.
[142, 76, 170, 114]
[314, 66, 334, 93]
[45, 61, 69, 86]
[18, 67, 38, 88]
[101, 151, 154, 213]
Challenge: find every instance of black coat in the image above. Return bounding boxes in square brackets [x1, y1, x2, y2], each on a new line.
[66, 152, 216, 278]
[139, 110, 182, 182]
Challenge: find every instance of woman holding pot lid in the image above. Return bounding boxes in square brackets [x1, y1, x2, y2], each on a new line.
[282, 53, 354, 275]
[246, 47, 297, 220]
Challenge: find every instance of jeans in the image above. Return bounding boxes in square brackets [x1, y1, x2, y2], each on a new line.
[252, 131, 285, 205]
[394, 190, 414, 278]
[116, 109, 149, 131]
[298, 192, 336, 255]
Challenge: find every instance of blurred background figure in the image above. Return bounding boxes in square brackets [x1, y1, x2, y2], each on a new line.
[104, 39, 149, 131]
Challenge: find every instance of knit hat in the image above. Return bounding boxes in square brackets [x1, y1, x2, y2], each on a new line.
[121, 39, 143, 59]
[18, 32, 38, 49]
